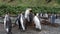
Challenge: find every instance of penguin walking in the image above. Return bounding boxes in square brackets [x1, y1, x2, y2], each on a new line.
[4, 13, 12, 34]
[33, 13, 41, 31]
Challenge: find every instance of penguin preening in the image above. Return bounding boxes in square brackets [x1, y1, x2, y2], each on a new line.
[4, 14, 12, 34]
[25, 8, 34, 26]
[25, 8, 31, 22]
[33, 13, 41, 31]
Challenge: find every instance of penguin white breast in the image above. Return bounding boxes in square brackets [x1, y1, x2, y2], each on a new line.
[33, 16, 40, 25]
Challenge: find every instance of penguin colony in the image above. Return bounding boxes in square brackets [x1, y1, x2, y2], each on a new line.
[4, 8, 52, 34]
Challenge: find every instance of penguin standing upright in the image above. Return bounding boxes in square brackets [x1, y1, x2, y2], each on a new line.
[15, 14, 22, 29]
[25, 8, 31, 22]
[40, 13, 43, 17]
[4, 13, 12, 34]
[25, 8, 34, 26]
[50, 14, 56, 24]
[20, 13, 25, 31]
[15, 13, 26, 31]
[43, 13, 48, 18]
[29, 10, 34, 24]
[33, 13, 41, 31]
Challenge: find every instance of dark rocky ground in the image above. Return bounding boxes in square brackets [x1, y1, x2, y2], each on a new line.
[0, 23, 60, 34]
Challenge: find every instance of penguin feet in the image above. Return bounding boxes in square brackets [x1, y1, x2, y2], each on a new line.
[7, 32, 12, 34]
[20, 29, 25, 32]
[35, 28, 41, 32]
[18, 26, 22, 30]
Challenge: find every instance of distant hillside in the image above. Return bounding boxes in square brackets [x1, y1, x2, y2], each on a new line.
[0, 0, 60, 7]
[0, 0, 60, 15]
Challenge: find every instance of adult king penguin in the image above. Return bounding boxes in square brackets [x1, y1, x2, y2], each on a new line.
[4, 13, 12, 34]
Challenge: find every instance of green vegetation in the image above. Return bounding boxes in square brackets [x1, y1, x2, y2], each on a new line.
[0, 0, 60, 16]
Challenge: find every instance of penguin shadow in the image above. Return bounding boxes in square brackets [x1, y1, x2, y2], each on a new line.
[26, 22, 42, 32]
[41, 21, 59, 27]
[32, 26, 41, 32]
[6, 32, 12, 34]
